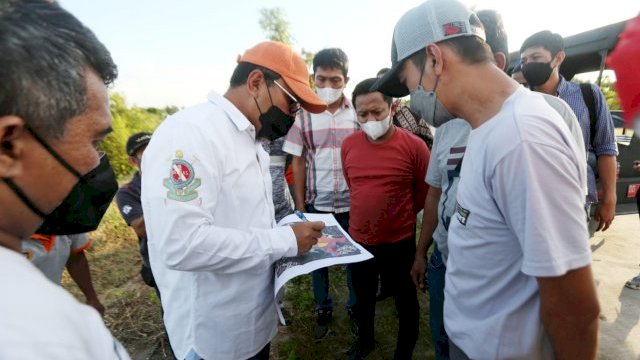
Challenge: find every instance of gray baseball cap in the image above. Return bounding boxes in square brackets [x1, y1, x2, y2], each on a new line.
[372, 0, 486, 97]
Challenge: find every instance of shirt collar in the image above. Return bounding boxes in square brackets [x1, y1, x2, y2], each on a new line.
[555, 75, 569, 97]
[207, 91, 254, 133]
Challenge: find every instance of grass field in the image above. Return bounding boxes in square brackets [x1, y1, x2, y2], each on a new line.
[62, 204, 436, 359]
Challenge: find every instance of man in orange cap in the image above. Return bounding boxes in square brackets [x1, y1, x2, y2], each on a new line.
[141, 41, 327, 360]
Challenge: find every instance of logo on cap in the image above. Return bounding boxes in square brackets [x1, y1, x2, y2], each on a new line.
[443, 22, 467, 36]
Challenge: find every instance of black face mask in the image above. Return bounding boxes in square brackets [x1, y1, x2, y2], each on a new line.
[522, 61, 554, 87]
[254, 85, 295, 141]
[2, 126, 118, 235]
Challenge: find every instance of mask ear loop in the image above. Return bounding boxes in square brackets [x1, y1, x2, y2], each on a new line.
[417, 49, 427, 90]
[253, 79, 276, 114]
[23, 125, 83, 179]
[2, 178, 47, 218]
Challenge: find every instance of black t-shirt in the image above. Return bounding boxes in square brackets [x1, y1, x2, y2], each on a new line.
[116, 172, 143, 226]
[116, 172, 150, 267]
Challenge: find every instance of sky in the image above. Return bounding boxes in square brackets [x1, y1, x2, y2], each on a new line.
[60, 0, 639, 109]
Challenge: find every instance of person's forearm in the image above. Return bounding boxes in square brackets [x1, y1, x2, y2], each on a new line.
[292, 156, 306, 211]
[66, 252, 99, 301]
[416, 187, 441, 259]
[597, 155, 617, 204]
[538, 266, 600, 360]
[131, 217, 146, 238]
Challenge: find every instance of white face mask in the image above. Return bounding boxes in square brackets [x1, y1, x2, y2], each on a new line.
[316, 86, 343, 105]
[360, 115, 391, 140]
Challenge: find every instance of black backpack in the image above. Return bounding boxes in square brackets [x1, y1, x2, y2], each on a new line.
[580, 83, 599, 178]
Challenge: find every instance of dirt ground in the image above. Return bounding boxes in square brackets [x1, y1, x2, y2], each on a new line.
[591, 213, 640, 360]
[93, 211, 640, 359]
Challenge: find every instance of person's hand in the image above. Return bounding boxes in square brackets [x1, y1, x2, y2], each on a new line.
[291, 221, 324, 255]
[86, 296, 105, 317]
[595, 199, 616, 231]
[411, 256, 427, 292]
[633, 160, 640, 173]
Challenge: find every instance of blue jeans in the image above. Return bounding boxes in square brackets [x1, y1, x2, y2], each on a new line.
[306, 204, 356, 312]
[428, 246, 450, 360]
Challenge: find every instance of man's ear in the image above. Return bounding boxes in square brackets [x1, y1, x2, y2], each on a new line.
[344, 76, 350, 86]
[127, 156, 138, 168]
[390, 99, 400, 117]
[246, 69, 265, 98]
[427, 44, 444, 76]
[0, 116, 26, 178]
[554, 50, 566, 68]
[494, 52, 507, 72]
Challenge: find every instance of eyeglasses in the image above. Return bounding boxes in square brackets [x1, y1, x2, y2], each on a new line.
[273, 80, 301, 114]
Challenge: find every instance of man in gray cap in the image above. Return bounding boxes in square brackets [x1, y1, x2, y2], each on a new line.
[373, 0, 600, 359]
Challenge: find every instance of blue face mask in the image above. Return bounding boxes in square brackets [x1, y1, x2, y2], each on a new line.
[408, 60, 454, 128]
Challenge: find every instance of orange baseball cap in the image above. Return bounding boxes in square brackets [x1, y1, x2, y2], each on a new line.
[237, 41, 327, 114]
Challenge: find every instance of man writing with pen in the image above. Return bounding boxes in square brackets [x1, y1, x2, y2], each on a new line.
[141, 41, 326, 360]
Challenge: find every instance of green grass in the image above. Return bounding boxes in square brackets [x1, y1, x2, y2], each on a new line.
[62, 205, 436, 359]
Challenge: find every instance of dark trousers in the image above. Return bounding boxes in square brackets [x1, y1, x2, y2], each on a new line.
[305, 204, 356, 312]
[449, 341, 470, 360]
[246, 343, 270, 360]
[351, 237, 419, 359]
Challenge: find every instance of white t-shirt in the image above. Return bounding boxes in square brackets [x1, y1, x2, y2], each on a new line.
[141, 91, 297, 360]
[444, 88, 590, 359]
[426, 93, 587, 265]
[0, 246, 129, 360]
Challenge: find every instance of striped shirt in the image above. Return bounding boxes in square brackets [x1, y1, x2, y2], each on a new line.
[556, 76, 618, 204]
[283, 97, 358, 213]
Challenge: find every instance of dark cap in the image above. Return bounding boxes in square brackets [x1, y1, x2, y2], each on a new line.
[126, 132, 152, 156]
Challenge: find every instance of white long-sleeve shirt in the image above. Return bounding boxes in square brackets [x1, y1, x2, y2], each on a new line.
[141, 91, 298, 360]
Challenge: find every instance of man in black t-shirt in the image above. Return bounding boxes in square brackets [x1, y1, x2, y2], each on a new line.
[116, 132, 157, 292]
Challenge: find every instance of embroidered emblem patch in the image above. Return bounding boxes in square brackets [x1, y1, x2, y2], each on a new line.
[163, 150, 202, 202]
[455, 200, 470, 226]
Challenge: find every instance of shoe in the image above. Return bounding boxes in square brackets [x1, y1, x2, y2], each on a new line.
[625, 273, 640, 290]
[346, 340, 374, 360]
[314, 309, 332, 340]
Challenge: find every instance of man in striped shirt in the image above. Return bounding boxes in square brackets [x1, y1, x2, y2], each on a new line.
[520, 30, 618, 236]
[283, 48, 358, 339]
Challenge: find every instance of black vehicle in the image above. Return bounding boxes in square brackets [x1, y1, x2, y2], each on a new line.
[509, 19, 640, 214]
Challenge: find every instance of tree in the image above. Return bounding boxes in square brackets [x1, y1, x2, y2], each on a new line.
[100, 93, 173, 179]
[259, 8, 315, 86]
[600, 77, 621, 111]
[259, 8, 293, 45]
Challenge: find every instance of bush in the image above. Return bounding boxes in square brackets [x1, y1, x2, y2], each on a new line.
[100, 93, 176, 179]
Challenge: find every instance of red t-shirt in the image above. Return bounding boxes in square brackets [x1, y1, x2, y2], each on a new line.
[341, 127, 430, 245]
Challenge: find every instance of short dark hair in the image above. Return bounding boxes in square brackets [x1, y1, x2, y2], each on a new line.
[313, 48, 349, 78]
[352, 78, 392, 110]
[409, 35, 493, 71]
[0, 0, 118, 140]
[520, 30, 564, 57]
[476, 9, 509, 70]
[229, 62, 281, 88]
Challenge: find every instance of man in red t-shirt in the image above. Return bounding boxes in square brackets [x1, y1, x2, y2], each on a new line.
[341, 78, 430, 360]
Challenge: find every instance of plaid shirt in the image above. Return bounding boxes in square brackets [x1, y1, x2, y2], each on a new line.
[556, 76, 618, 205]
[283, 97, 358, 213]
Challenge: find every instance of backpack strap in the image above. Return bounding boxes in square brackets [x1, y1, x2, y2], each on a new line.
[579, 82, 597, 146]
